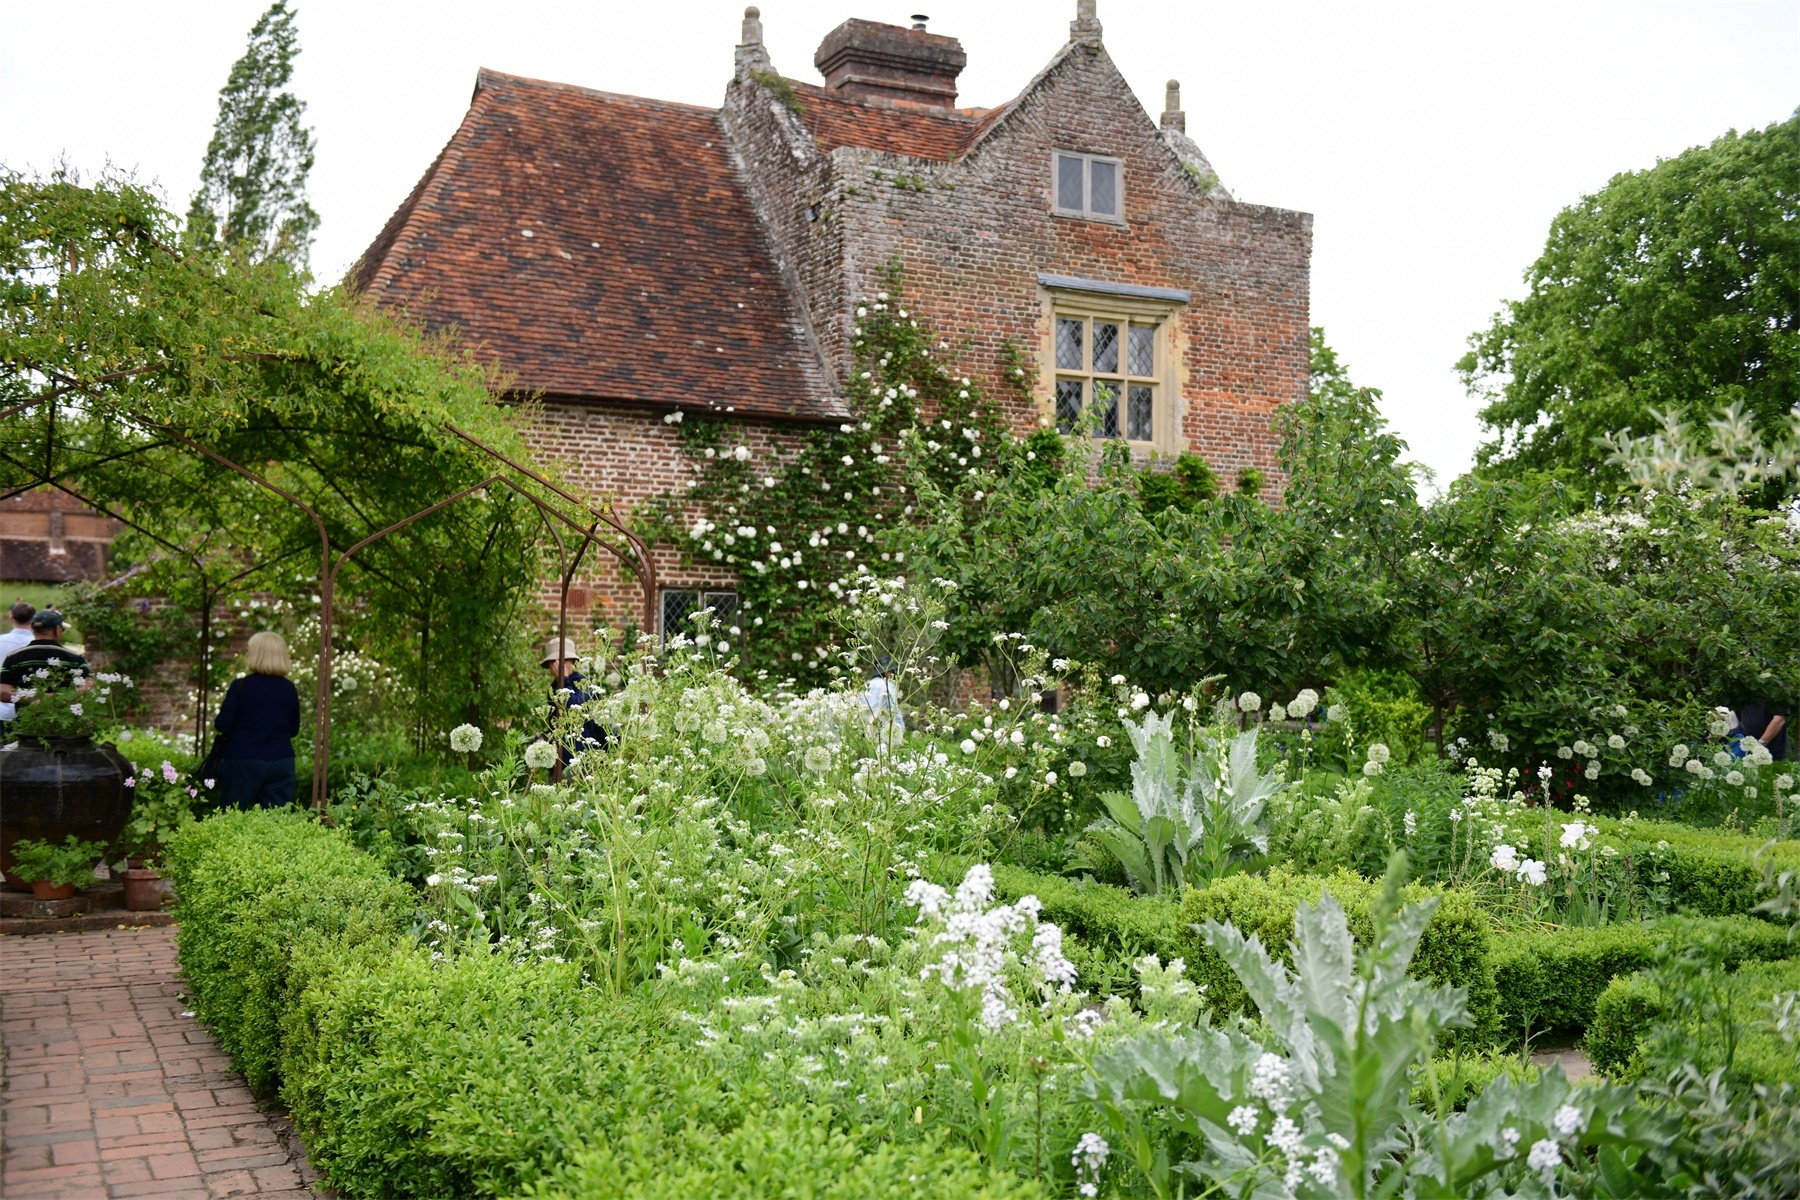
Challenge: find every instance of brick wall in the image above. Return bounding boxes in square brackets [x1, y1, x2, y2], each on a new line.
[723, 34, 1311, 496]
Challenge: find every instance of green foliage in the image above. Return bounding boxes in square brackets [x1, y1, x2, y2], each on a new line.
[1083, 881, 1665, 1199]
[186, 1, 318, 264]
[1, 169, 562, 748]
[526, 1108, 1041, 1200]
[1589, 953, 1800, 1088]
[1464, 111, 1800, 491]
[7, 835, 107, 886]
[747, 69, 804, 117]
[1488, 914, 1799, 1042]
[116, 758, 212, 863]
[1136, 452, 1217, 517]
[1177, 867, 1499, 1045]
[1601, 401, 1800, 500]
[1085, 713, 1277, 894]
[161, 810, 415, 1095]
[990, 865, 1182, 992]
[1265, 774, 1395, 877]
[1317, 668, 1435, 769]
[57, 582, 175, 706]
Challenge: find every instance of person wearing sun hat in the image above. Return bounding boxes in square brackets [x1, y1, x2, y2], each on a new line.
[542, 634, 608, 756]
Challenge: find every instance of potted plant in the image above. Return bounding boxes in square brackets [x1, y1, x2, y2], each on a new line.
[114, 759, 207, 910]
[8, 836, 108, 900]
[0, 663, 134, 884]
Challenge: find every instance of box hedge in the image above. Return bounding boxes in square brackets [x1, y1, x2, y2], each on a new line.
[1587, 956, 1800, 1088]
[162, 809, 416, 1094]
[1488, 915, 1800, 1042]
[1585, 817, 1800, 919]
[169, 812, 1042, 1200]
[994, 865, 1498, 1045]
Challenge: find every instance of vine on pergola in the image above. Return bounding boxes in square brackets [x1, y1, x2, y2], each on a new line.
[0, 167, 650, 801]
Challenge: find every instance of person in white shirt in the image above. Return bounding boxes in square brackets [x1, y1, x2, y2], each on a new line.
[863, 657, 905, 744]
[0, 601, 36, 725]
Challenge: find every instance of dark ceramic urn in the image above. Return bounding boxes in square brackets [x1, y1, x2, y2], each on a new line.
[0, 737, 133, 886]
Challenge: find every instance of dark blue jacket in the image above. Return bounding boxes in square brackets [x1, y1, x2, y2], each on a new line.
[214, 673, 301, 761]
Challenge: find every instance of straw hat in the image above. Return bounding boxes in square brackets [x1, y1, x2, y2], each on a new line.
[540, 636, 580, 667]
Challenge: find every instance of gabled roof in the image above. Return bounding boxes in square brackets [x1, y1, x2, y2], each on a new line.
[349, 69, 840, 421]
[788, 80, 997, 160]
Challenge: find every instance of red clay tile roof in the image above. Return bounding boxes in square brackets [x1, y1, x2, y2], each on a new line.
[350, 70, 841, 421]
[788, 80, 993, 160]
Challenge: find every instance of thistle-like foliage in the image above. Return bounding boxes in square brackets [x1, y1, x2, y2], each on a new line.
[1085, 711, 1276, 895]
[1082, 875, 1667, 1198]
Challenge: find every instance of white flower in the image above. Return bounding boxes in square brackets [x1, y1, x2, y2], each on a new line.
[1713, 750, 1733, 768]
[1130, 692, 1150, 711]
[1669, 743, 1690, 765]
[1519, 859, 1548, 886]
[1777, 774, 1794, 792]
[1501, 1126, 1522, 1153]
[1096, 735, 1111, 748]
[905, 879, 949, 919]
[1686, 757, 1706, 776]
[960, 739, 977, 755]
[523, 740, 557, 770]
[1631, 768, 1652, 785]
[1004, 766, 1018, 779]
[124, 776, 136, 788]
[1363, 760, 1384, 777]
[426, 873, 444, 887]
[1573, 739, 1593, 757]
[1528, 1138, 1562, 1181]
[1557, 744, 1574, 759]
[1490, 844, 1520, 873]
[67, 703, 83, 716]
[1367, 742, 1391, 764]
[1268, 701, 1287, 721]
[1607, 734, 1626, 750]
[803, 745, 833, 773]
[1585, 760, 1601, 780]
[744, 756, 767, 776]
[1288, 689, 1319, 719]
[1560, 822, 1591, 850]
[1109, 674, 1126, 686]
[1044, 771, 1058, 785]
[1248, 1052, 1292, 1106]
[1726, 769, 1746, 787]
[1068, 760, 1087, 777]
[1489, 730, 1510, 752]
[1227, 1105, 1259, 1137]
[1238, 691, 1262, 713]
[1010, 729, 1025, 745]
[732, 445, 750, 461]
[1072, 1132, 1109, 1197]
[1403, 810, 1417, 836]
[449, 724, 483, 754]
[1552, 1104, 1584, 1137]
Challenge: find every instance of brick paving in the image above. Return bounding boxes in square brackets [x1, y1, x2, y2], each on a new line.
[0, 927, 325, 1199]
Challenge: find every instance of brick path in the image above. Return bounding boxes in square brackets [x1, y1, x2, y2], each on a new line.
[0, 927, 325, 1199]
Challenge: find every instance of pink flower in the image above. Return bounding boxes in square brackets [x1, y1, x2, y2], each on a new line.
[203, 778, 215, 789]
[123, 777, 136, 788]
[161, 761, 178, 784]
[186, 787, 197, 797]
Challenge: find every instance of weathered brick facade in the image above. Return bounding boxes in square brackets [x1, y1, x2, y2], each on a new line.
[354, 2, 1312, 635]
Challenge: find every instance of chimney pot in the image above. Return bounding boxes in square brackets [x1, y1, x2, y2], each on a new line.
[815, 18, 966, 108]
[911, 14, 929, 31]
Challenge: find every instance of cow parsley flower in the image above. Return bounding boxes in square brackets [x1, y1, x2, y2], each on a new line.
[1227, 1105, 1259, 1136]
[1552, 1104, 1584, 1137]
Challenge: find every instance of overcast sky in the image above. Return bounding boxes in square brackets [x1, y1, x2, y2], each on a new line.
[4, 1, 1796, 487]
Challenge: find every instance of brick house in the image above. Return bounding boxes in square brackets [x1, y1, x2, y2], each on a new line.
[350, 1, 1312, 637]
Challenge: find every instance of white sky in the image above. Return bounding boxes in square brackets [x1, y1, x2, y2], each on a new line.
[4, 1, 1797, 487]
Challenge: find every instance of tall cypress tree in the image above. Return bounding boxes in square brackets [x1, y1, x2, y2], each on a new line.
[187, 1, 318, 266]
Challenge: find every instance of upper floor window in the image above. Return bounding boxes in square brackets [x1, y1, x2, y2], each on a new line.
[1054, 313, 1158, 441]
[1053, 151, 1121, 221]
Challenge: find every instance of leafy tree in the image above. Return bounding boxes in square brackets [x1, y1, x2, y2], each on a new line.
[186, 0, 319, 265]
[1463, 111, 1800, 491]
[1, 168, 569, 758]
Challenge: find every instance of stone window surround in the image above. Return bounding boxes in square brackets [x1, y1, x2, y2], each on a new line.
[1037, 275, 1190, 454]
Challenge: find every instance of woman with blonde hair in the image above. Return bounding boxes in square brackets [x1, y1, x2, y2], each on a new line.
[213, 631, 301, 809]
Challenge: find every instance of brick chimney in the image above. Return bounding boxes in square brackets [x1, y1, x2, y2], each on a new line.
[813, 17, 966, 109]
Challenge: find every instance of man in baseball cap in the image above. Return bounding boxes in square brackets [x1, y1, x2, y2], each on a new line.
[0, 609, 88, 707]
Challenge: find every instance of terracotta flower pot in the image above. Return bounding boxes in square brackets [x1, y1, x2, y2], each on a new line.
[122, 868, 173, 912]
[31, 879, 77, 901]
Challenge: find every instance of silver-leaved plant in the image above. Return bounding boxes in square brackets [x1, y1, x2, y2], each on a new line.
[1085, 710, 1277, 895]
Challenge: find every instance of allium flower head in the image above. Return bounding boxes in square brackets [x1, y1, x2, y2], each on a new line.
[1068, 760, 1087, 777]
[449, 724, 483, 754]
[1237, 691, 1261, 713]
[523, 741, 557, 770]
[1726, 769, 1745, 787]
[1288, 689, 1319, 719]
[803, 745, 833, 773]
[1367, 742, 1391, 764]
